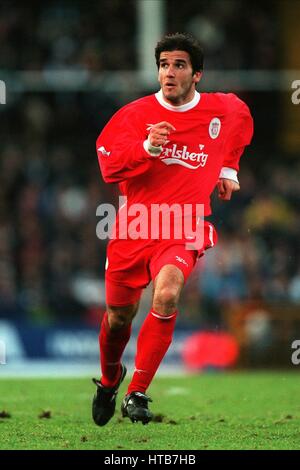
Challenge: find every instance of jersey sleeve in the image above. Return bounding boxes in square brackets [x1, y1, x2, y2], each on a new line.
[222, 94, 254, 171]
[96, 105, 153, 183]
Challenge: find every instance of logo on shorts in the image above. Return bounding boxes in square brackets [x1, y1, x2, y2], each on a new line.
[209, 118, 221, 139]
[175, 256, 188, 267]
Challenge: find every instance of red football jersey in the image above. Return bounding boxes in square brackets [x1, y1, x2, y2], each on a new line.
[96, 90, 253, 226]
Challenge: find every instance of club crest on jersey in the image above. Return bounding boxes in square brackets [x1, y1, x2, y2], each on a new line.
[160, 144, 208, 170]
[209, 117, 221, 139]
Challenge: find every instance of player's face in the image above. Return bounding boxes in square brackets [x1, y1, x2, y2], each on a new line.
[158, 50, 202, 105]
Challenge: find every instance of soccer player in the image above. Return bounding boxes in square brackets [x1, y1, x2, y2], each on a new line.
[93, 33, 253, 425]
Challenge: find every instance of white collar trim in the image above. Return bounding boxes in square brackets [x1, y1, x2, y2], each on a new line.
[155, 89, 200, 112]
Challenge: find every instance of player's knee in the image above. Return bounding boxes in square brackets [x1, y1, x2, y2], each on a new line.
[107, 311, 130, 330]
[153, 286, 179, 314]
[107, 304, 137, 330]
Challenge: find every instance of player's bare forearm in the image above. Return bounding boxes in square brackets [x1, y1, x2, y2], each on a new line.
[217, 178, 240, 201]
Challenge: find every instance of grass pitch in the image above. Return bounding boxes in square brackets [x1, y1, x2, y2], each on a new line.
[0, 371, 299, 450]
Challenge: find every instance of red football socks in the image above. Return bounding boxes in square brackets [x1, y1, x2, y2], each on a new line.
[127, 309, 177, 395]
[99, 312, 131, 388]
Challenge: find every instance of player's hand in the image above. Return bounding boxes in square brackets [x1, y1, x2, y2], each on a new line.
[217, 178, 240, 200]
[147, 121, 176, 147]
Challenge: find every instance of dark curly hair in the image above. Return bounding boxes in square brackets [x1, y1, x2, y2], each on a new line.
[155, 33, 204, 73]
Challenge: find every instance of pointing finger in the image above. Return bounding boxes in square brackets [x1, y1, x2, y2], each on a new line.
[147, 122, 176, 131]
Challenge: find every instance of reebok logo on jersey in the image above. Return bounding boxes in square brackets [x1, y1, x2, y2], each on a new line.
[97, 146, 111, 156]
[160, 144, 208, 170]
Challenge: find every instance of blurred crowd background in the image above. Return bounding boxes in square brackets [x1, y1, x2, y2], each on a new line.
[0, 0, 278, 72]
[0, 0, 300, 367]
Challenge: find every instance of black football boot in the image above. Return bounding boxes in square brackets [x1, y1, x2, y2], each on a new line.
[121, 391, 153, 424]
[92, 364, 127, 426]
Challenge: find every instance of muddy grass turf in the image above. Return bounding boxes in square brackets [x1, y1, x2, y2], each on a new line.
[0, 371, 299, 450]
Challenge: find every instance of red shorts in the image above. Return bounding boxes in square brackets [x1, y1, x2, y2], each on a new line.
[105, 221, 217, 306]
